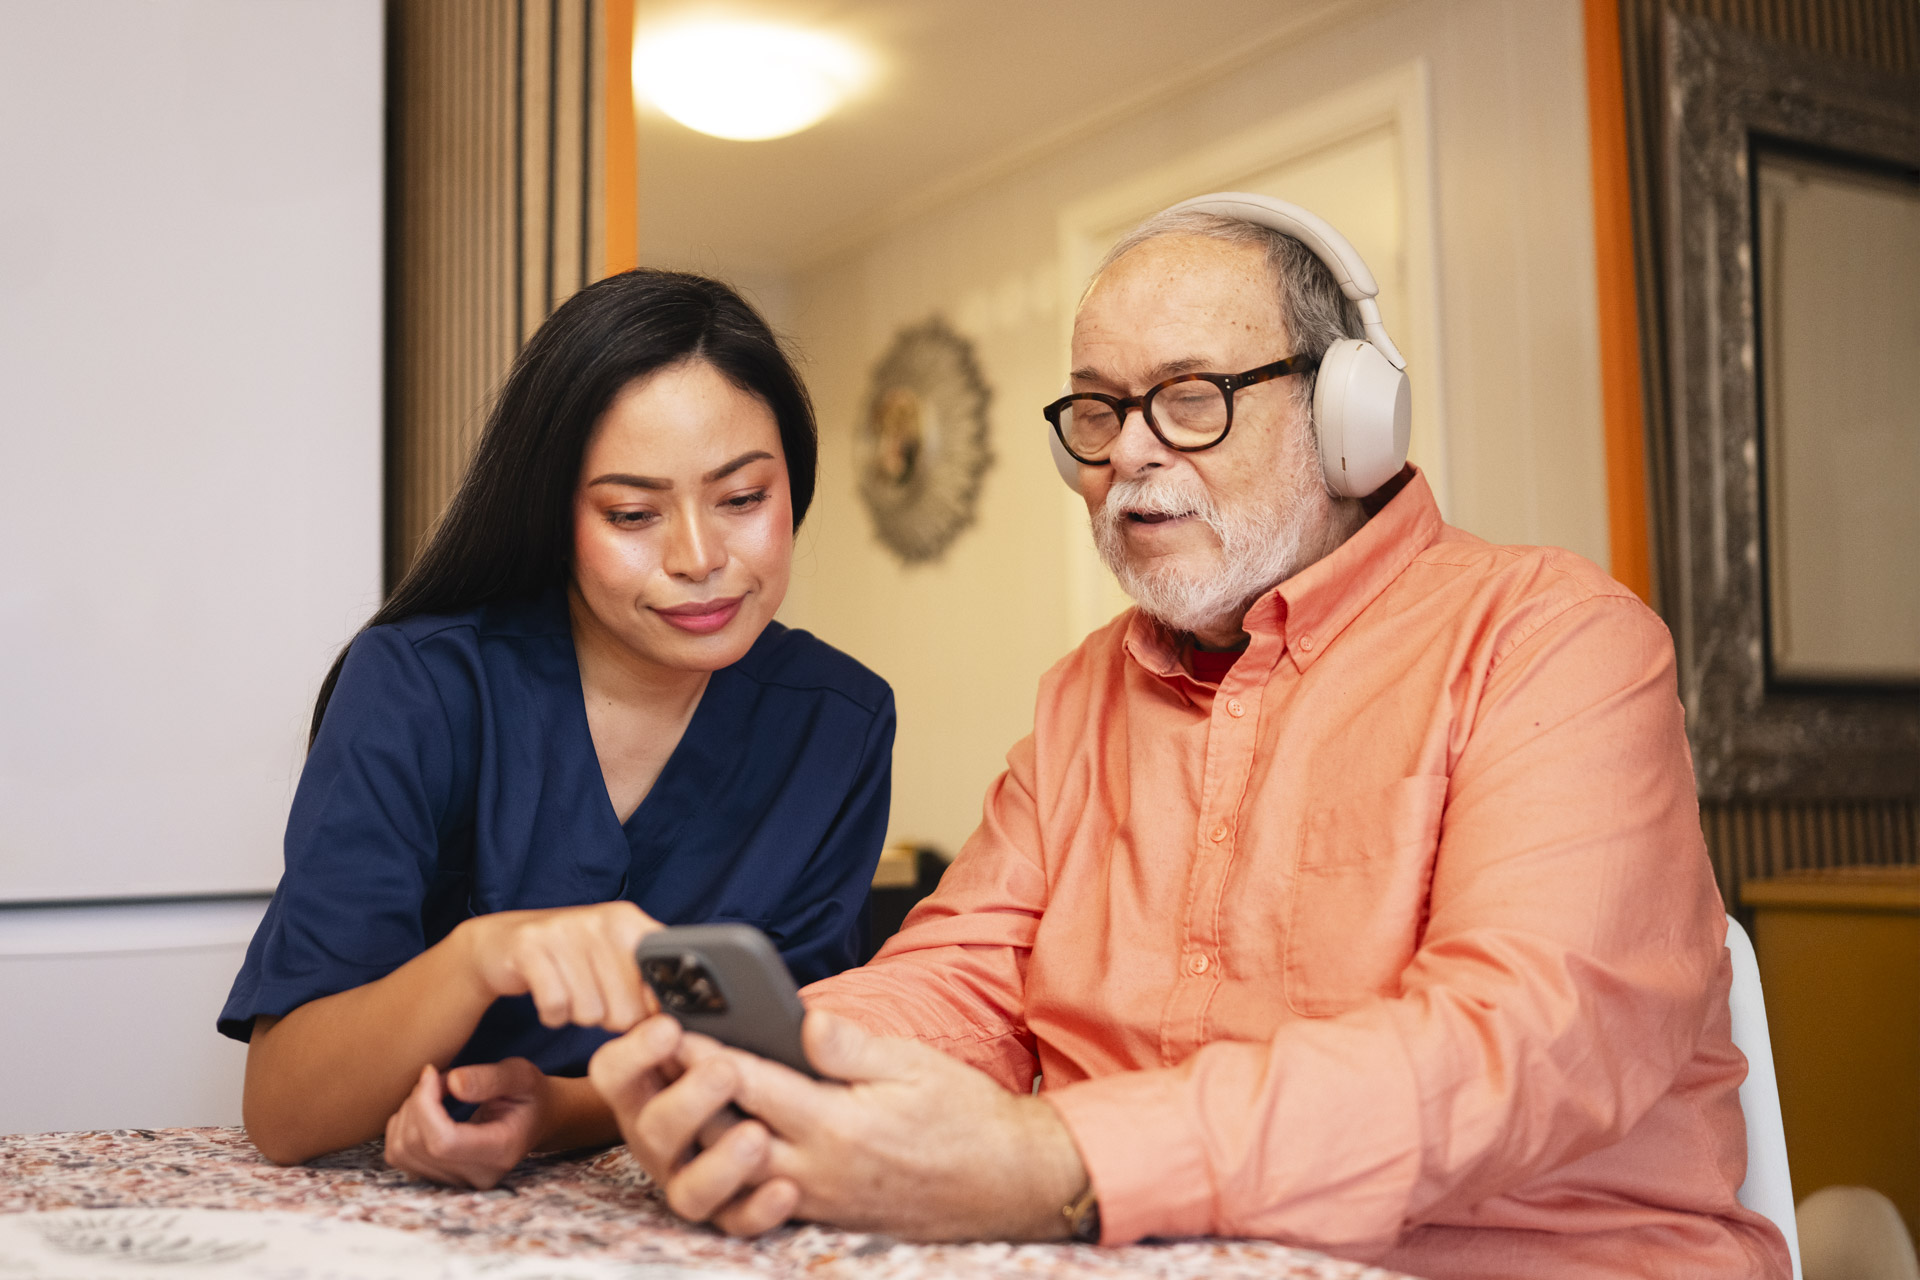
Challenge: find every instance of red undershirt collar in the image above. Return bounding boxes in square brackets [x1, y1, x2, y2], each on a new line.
[1185, 646, 1242, 685]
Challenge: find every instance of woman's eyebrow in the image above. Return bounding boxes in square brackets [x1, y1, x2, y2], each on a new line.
[586, 451, 773, 492]
[703, 450, 774, 482]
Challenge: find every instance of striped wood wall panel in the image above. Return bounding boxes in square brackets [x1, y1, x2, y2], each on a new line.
[1704, 798, 1920, 915]
[387, 0, 607, 584]
[1614, 0, 1920, 906]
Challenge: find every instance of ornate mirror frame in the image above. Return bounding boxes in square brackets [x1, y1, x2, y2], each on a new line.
[1662, 13, 1920, 801]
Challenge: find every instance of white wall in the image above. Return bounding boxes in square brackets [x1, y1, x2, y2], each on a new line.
[776, 0, 1607, 858]
[0, 0, 385, 903]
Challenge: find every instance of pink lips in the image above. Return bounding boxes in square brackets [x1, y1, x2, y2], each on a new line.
[654, 595, 745, 634]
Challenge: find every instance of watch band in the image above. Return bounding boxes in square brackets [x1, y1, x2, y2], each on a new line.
[1061, 1182, 1101, 1244]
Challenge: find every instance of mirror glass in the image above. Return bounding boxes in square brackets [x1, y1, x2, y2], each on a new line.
[1755, 147, 1920, 685]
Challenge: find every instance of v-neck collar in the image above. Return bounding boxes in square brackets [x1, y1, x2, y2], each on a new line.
[552, 605, 721, 848]
[615, 677, 717, 842]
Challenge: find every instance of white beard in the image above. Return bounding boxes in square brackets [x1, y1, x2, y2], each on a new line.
[1091, 447, 1330, 635]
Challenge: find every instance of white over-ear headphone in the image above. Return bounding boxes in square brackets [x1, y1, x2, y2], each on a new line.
[1049, 191, 1411, 498]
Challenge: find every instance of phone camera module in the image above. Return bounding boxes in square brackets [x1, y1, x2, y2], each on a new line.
[641, 953, 729, 1014]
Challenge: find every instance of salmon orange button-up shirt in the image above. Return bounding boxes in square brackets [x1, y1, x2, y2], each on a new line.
[803, 470, 1790, 1280]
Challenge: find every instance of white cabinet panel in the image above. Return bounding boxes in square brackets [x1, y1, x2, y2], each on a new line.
[0, 899, 267, 1134]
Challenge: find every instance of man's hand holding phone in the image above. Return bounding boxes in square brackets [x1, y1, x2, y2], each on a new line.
[590, 923, 1088, 1242]
[588, 1006, 1090, 1242]
[587, 923, 816, 1227]
[590, 1013, 799, 1229]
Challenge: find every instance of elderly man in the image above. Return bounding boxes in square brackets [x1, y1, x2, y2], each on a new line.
[590, 196, 1791, 1279]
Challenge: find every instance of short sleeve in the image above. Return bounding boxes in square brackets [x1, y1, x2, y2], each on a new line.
[218, 627, 467, 1041]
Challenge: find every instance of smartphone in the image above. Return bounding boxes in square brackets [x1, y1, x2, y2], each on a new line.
[635, 923, 818, 1079]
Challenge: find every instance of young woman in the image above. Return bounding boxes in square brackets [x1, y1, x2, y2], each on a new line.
[220, 271, 893, 1188]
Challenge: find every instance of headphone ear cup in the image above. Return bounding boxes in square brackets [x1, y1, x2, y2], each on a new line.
[1312, 339, 1411, 497]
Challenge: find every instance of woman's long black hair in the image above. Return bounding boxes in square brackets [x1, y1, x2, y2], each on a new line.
[309, 269, 818, 744]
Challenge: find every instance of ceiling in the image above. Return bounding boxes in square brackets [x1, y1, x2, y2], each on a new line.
[632, 0, 1358, 277]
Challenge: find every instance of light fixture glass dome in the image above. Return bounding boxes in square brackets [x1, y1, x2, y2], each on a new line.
[632, 20, 871, 142]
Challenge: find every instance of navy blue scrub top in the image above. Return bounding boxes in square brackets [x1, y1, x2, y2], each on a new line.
[219, 589, 894, 1079]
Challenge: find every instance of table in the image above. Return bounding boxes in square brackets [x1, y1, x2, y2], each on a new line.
[0, 1128, 1419, 1279]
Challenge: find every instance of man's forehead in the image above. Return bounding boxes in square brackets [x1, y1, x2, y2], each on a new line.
[1071, 234, 1285, 373]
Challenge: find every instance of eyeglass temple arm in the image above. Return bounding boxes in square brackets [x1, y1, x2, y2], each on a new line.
[1232, 353, 1322, 390]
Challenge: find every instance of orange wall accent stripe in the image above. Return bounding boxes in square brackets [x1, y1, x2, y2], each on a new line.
[1583, 0, 1653, 604]
[603, 0, 638, 275]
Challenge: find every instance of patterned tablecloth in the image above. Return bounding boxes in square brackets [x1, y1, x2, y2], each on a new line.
[0, 1128, 1421, 1279]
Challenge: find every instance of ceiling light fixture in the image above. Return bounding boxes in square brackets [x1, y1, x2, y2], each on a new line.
[632, 19, 872, 142]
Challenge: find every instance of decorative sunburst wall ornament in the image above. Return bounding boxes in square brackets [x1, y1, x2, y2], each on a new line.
[855, 317, 993, 565]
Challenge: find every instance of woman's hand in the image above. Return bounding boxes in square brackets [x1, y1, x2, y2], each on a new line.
[243, 902, 653, 1169]
[383, 1059, 551, 1189]
[459, 900, 661, 1032]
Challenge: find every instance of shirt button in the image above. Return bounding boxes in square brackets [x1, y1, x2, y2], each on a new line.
[1299, 635, 1315, 652]
[1226, 698, 1245, 717]
[1209, 822, 1228, 843]
[1189, 953, 1211, 976]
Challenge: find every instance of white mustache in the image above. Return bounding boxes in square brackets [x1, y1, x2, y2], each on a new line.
[1102, 475, 1219, 526]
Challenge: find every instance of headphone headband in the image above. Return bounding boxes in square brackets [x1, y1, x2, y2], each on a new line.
[1163, 192, 1406, 372]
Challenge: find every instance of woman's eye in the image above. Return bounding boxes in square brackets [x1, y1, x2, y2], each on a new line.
[606, 510, 657, 528]
[724, 490, 770, 512]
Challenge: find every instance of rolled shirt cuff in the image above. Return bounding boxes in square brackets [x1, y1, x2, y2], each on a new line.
[1039, 1013, 1426, 1248]
[1044, 1066, 1215, 1244]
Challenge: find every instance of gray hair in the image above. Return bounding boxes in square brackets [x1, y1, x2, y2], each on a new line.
[1092, 208, 1363, 414]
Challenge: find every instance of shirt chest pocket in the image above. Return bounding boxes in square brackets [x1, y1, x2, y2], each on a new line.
[1285, 774, 1448, 1017]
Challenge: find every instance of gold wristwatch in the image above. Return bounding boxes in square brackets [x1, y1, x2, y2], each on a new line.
[1061, 1181, 1101, 1244]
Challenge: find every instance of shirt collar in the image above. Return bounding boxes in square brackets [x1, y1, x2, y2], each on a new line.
[1121, 465, 1443, 682]
[1123, 611, 1193, 685]
[1268, 465, 1441, 671]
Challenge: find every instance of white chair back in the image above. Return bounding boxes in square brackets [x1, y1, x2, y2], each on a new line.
[1726, 913, 1804, 1280]
[1797, 1186, 1920, 1280]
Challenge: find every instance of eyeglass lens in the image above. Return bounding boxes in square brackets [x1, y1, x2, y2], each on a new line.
[1059, 379, 1229, 460]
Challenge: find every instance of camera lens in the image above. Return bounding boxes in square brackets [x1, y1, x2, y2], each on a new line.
[642, 952, 728, 1014]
